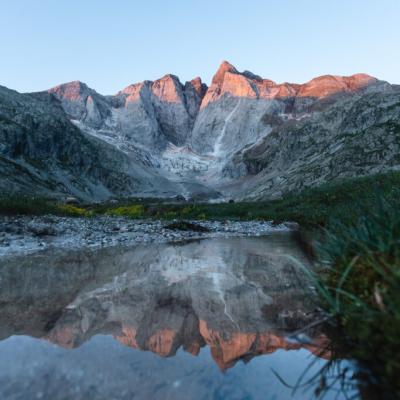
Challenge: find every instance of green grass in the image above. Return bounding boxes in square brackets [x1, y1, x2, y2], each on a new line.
[0, 196, 59, 216]
[0, 196, 92, 217]
[105, 204, 145, 218]
[302, 197, 400, 399]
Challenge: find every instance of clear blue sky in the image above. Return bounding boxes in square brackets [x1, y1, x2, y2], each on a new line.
[1, 0, 399, 94]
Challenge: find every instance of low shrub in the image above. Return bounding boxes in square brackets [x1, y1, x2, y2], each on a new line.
[106, 204, 144, 218]
[58, 204, 92, 217]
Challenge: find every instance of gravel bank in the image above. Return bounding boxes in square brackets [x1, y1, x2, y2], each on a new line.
[0, 216, 297, 258]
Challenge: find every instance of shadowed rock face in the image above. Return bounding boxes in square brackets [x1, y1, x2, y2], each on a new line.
[0, 235, 329, 369]
[51, 74, 207, 150]
[114, 75, 202, 147]
[0, 85, 181, 200]
[1, 61, 398, 200]
[235, 90, 400, 199]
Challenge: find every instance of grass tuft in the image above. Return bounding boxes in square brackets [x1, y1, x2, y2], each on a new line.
[314, 198, 400, 398]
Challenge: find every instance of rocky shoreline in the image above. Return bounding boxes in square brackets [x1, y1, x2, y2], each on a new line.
[0, 216, 296, 258]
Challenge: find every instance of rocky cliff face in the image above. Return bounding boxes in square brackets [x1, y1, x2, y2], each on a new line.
[0, 85, 180, 200]
[189, 61, 381, 158]
[235, 90, 400, 199]
[50, 74, 207, 151]
[0, 61, 399, 200]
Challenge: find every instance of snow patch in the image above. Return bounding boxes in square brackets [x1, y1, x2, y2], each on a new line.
[160, 143, 211, 177]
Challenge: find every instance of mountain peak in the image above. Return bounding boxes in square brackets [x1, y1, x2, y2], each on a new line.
[190, 76, 202, 86]
[212, 61, 238, 85]
[298, 73, 378, 98]
[220, 60, 236, 69]
[188, 77, 208, 98]
[151, 74, 185, 103]
[47, 81, 95, 108]
[49, 80, 89, 94]
[157, 74, 181, 83]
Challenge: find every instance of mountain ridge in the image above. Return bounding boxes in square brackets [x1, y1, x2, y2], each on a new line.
[0, 61, 399, 201]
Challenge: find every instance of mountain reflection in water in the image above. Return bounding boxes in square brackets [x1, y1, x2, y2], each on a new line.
[0, 234, 357, 400]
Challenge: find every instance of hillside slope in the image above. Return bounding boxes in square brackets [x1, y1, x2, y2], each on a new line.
[0, 86, 181, 200]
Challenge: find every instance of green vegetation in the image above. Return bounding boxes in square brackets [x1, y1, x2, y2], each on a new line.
[0, 196, 59, 215]
[312, 198, 400, 398]
[57, 204, 93, 217]
[105, 204, 144, 218]
[0, 197, 92, 217]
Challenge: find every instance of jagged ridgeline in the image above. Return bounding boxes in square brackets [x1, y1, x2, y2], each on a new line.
[1, 61, 399, 201]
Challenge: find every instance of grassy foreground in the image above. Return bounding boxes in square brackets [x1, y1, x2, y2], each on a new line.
[0, 171, 399, 397]
[304, 194, 400, 399]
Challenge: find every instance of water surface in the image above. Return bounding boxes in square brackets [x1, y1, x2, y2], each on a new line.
[0, 234, 357, 399]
